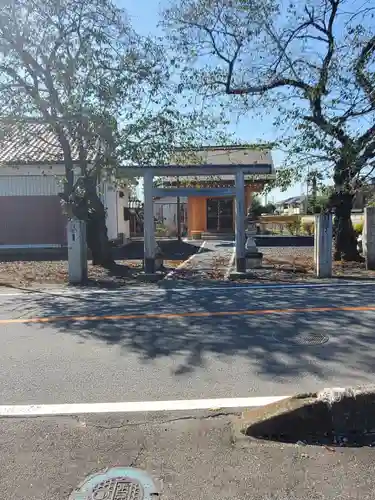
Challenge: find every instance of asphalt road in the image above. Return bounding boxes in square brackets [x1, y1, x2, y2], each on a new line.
[1, 282, 375, 405]
[2, 411, 375, 500]
[2, 281, 375, 500]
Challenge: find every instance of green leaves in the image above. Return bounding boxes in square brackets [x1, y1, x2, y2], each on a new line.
[0, 0, 215, 191]
[162, 0, 375, 193]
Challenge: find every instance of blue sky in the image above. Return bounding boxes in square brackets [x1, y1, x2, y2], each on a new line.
[120, 0, 304, 202]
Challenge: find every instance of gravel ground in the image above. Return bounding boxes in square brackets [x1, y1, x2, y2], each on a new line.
[0, 239, 199, 288]
[1, 245, 374, 288]
[165, 245, 375, 284]
[0, 260, 144, 288]
[244, 247, 375, 283]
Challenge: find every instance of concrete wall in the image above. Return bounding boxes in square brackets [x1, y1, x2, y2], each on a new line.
[99, 181, 130, 243]
[301, 214, 364, 225]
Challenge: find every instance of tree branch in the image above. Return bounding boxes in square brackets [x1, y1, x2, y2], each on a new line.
[354, 34, 375, 108]
[316, 0, 339, 95]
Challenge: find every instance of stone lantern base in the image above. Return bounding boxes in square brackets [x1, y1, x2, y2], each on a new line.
[144, 243, 164, 273]
[246, 251, 263, 269]
[245, 233, 263, 269]
[154, 242, 164, 271]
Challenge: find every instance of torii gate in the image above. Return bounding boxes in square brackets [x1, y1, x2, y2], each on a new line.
[121, 163, 274, 274]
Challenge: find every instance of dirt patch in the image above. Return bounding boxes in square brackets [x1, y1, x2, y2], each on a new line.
[235, 247, 375, 283]
[0, 240, 197, 288]
[3, 246, 374, 288]
[0, 260, 160, 288]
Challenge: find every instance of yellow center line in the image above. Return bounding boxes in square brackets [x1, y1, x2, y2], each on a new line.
[0, 304, 374, 325]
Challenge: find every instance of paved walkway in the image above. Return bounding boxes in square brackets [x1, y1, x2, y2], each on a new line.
[2, 411, 374, 499]
[170, 240, 235, 280]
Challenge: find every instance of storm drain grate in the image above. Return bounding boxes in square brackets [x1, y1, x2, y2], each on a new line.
[273, 331, 329, 346]
[90, 477, 143, 500]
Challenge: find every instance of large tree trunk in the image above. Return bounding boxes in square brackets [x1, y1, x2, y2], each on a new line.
[84, 179, 114, 268]
[65, 175, 114, 268]
[330, 190, 362, 262]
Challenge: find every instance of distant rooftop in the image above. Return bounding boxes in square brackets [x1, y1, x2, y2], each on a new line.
[174, 144, 272, 152]
[0, 121, 274, 179]
[0, 121, 98, 165]
[275, 196, 305, 205]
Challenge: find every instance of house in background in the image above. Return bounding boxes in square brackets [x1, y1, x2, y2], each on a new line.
[0, 122, 131, 249]
[274, 196, 306, 215]
[157, 145, 275, 237]
[353, 178, 375, 210]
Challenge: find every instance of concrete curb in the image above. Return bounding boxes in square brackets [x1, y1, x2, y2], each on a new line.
[233, 386, 375, 445]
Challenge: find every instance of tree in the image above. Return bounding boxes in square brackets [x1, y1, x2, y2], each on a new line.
[250, 195, 275, 216]
[249, 196, 263, 217]
[0, 0, 151, 265]
[163, 0, 375, 261]
[308, 184, 334, 214]
[0, 0, 216, 266]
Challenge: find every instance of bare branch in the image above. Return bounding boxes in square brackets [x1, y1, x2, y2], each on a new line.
[354, 34, 375, 108]
[316, 0, 339, 95]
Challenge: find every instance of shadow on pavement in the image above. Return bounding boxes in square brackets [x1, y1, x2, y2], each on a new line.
[9, 285, 375, 383]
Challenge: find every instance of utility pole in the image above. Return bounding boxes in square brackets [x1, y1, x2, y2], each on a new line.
[305, 166, 310, 214]
[176, 176, 181, 241]
[311, 173, 317, 213]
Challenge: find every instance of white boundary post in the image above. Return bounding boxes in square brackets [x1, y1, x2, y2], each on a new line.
[314, 213, 333, 278]
[364, 207, 375, 270]
[235, 170, 246, 272]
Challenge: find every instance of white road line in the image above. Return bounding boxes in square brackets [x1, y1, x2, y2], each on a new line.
[164, 240, 207, 279]
[1, 280, 375, 297]
[0, 396, 290, 417]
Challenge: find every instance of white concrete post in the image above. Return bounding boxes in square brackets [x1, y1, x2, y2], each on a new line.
[67, 218, 87, 284]
[314, 213, 333, 278]
[143, 170, 156, 273]
[364, 207, 375, 270]
[235, 170, 246, 272]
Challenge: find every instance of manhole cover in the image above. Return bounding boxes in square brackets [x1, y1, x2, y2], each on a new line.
[70, 467, 159, 500]
[90, 477, 142, 500]
[273, 332, 329, 346]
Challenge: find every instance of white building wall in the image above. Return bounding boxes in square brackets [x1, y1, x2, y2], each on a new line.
[0, 165, 68, 176]
[279, 205, 302, 215]
[117, 188, 130, 243]
[99, 181, 131, 243]
[0, 164, 79, 196]
[0, 165, 131, 244]
[100, 182, 118, 241]
[0, 175, 64, 196]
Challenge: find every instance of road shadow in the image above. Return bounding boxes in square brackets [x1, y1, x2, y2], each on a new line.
[7, 284, 375, 383]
